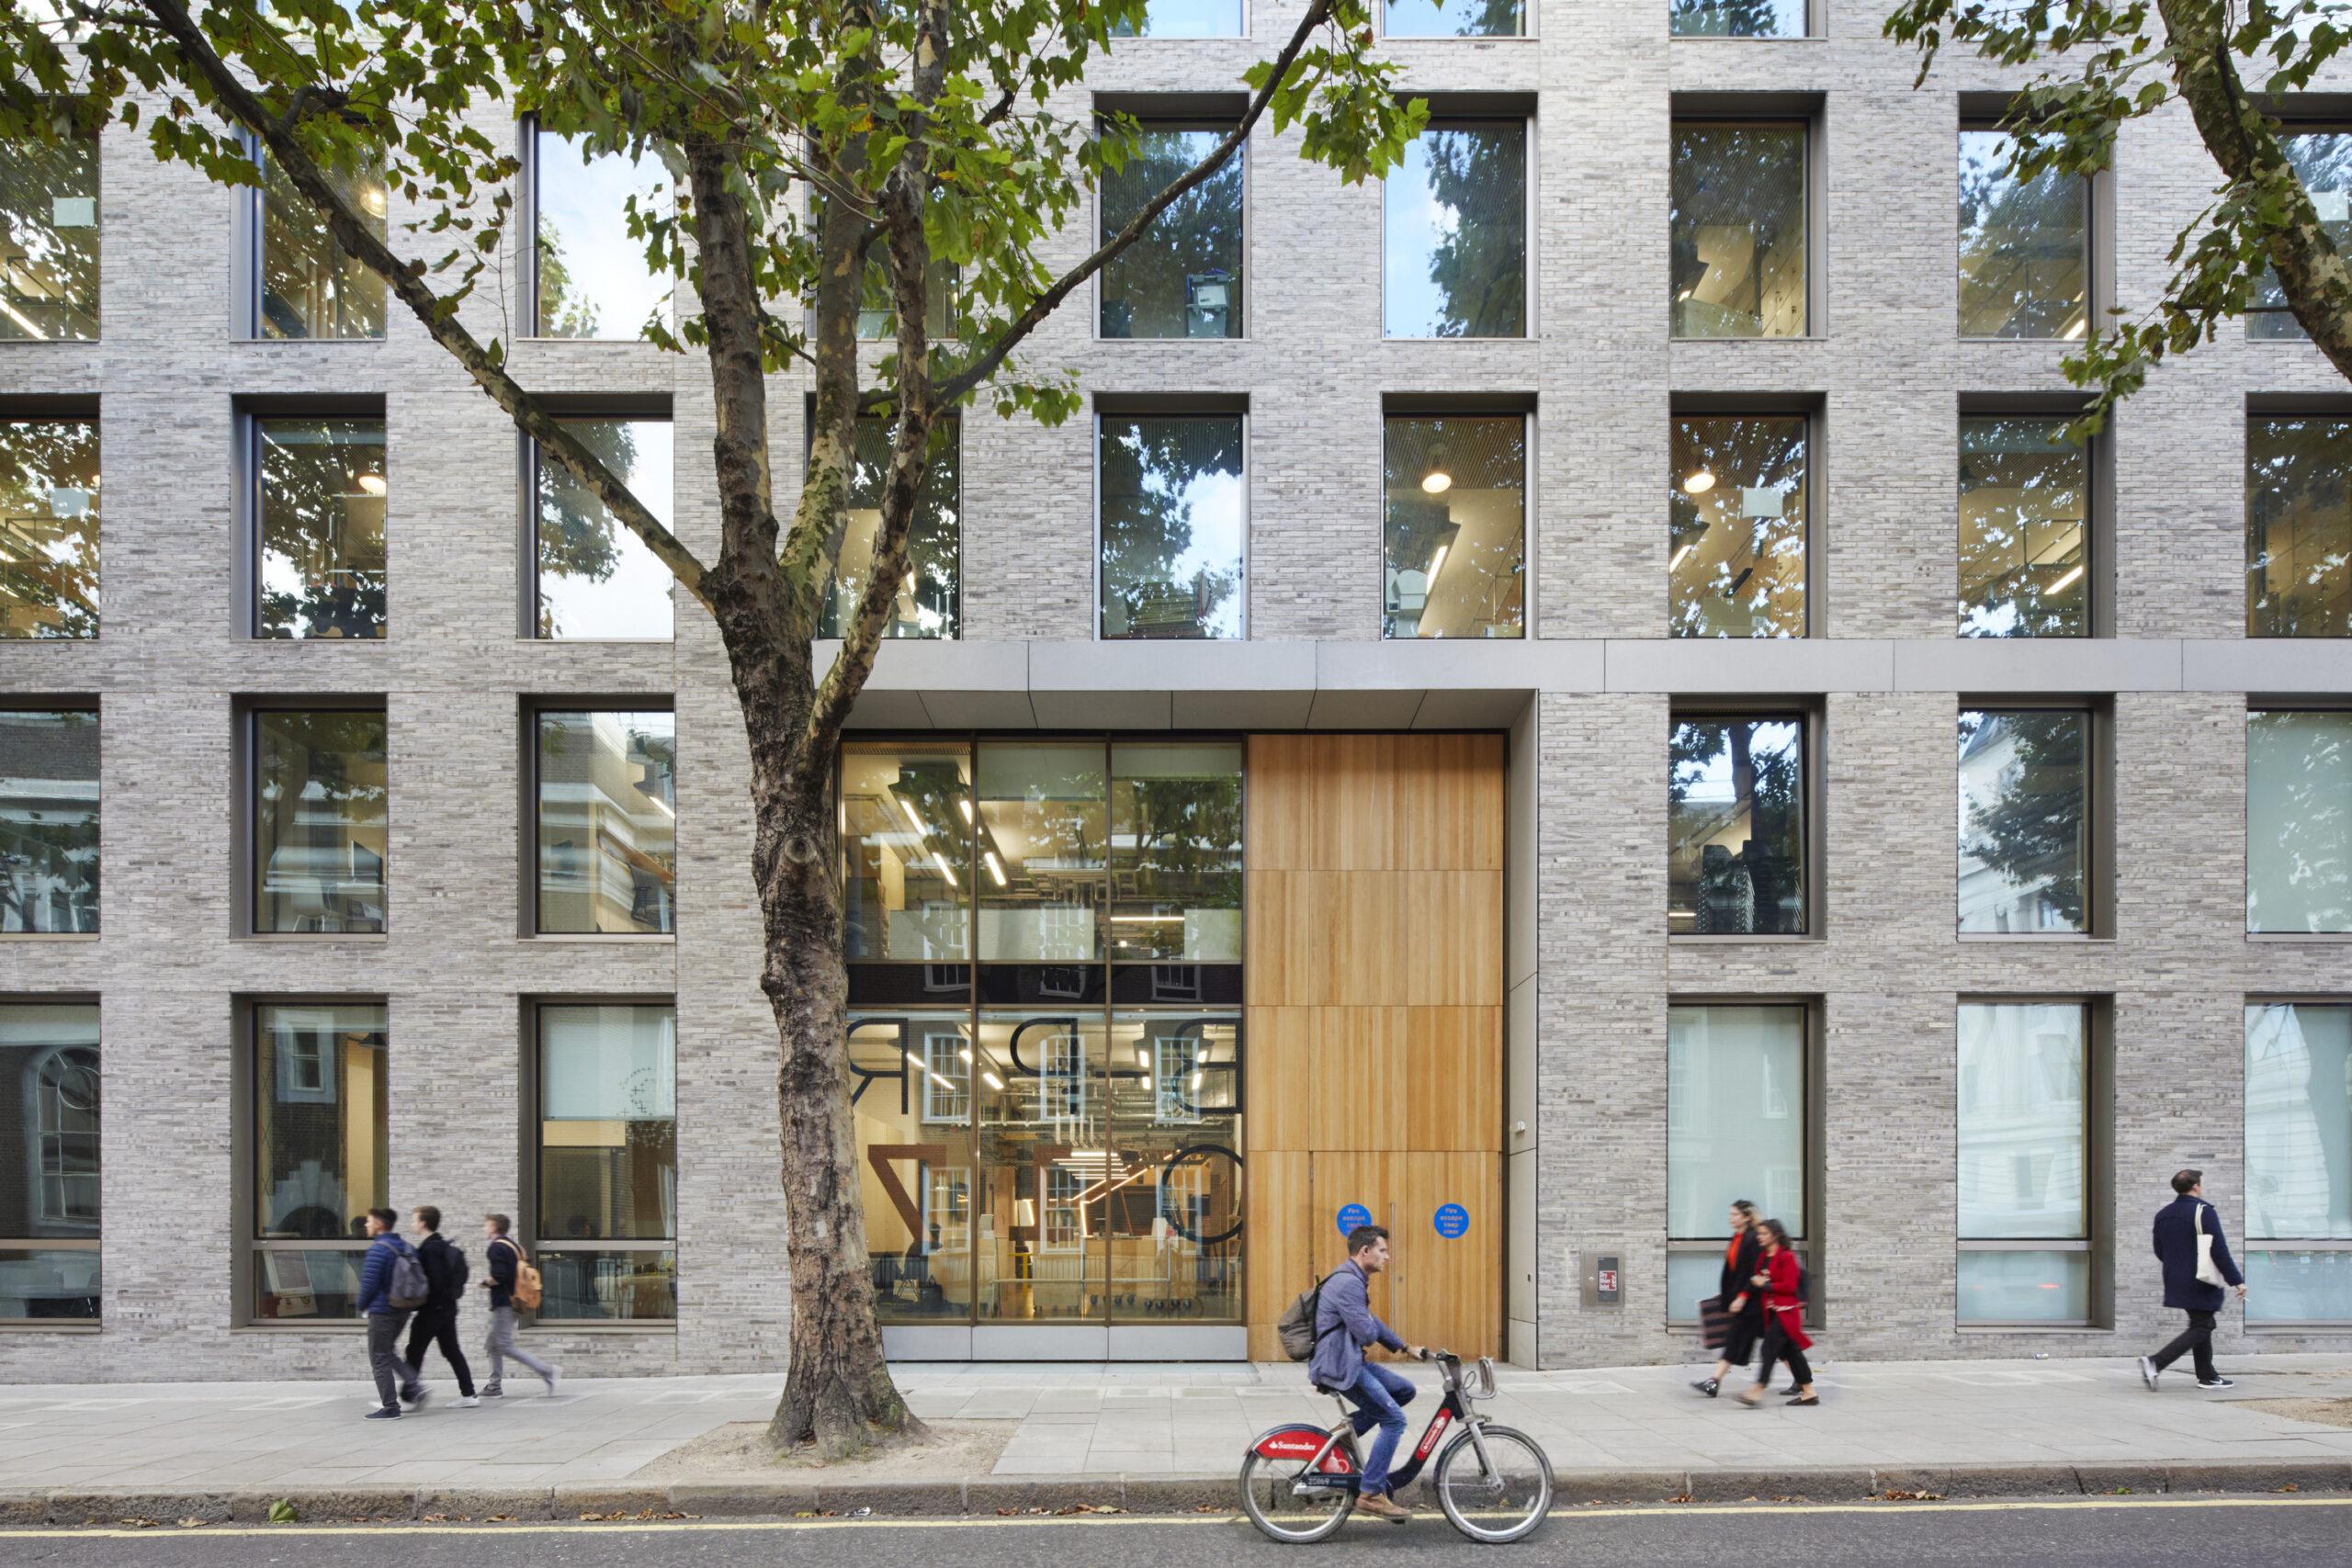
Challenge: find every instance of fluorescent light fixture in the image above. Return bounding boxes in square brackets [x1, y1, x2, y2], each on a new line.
[1426, 543, 1450, 582]
[984, 852, 1007, 886]
[1669, 542, 1694, 571]
[1195, 1047, 1209, 1064]
[958, 1047, 973, 1065]
[1192, 1070, 1204, 1091]
[1682, 468, 1715, 495]
[932, 852, 958, 886]
[898, 797, 929, 837]
[1137, 1048, 1150, 1067]
[958, 798, 973, 822]
[2048, 563, 2085, 592]
[982, 1071, 1003, 1090]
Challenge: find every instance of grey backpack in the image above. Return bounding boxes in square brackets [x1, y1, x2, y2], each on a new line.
[1276, 1275, 1340, 1362]
[386, 1243, 430, 1311]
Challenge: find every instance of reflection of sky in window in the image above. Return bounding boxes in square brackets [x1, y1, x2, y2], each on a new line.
[1142, 461, 1244, 639]
[540, 421, 675, 640]
[537, 132, 673, 339]
[1383, 139, 1454, 338]
[1385, 0, 1521, 35]
[1114, 0, 1243, 33]
[1674, 721, 1798, 802]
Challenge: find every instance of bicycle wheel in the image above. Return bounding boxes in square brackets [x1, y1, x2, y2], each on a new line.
[1238, 1443, 1355, 1542]
[1431, 1424, 1553, 1543]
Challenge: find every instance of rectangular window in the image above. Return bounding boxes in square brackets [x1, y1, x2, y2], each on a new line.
[980, 743, 1107, 963]
[1668, 715, 1805, 935]
[1113, 0, 1244, 34]
[255, 150, 386, 341]
[254, 709, 388, 934]
[850, 1012, 978, 1324]
[1671, 122, 1806, 338]
[1669, 414, 1805, 638]
[2246, 1002, 2352, 1321]
[1666, 1004, 1805, 1315]
[1959, 416, 2087, 637]
[0, 133, 99, 341]
[1669, 0, 1800, 35]
[0, 415, 100, 639]
[1958, 130, 2088, 340]
[1384, 120, 1525, 339]
[842, 741, 975, 963]
[533, 128, 672, 339]
[1957, 1001, 2091, 1324]
[1384, 415, 1525, 639]
[1102, 125, 1241, 339]
[0, 709, 97, 934]
[533, 416, 675, 640]
[2247, 709, 2352, 933]
[818, 418, 960, 639]
[1387, 0, 1525, 38]
[1958, 709, 2088, 935]
[2248, 416, 2352, 637]
[1110, 742, 1241, 963]
[0, 1003, 100, 1321]
[536, 710, 675, 935]
[2251, 131, 2352, 341]
[537, 1003, 677, 1321]
[251, 1002, 386, 1320]
[1099, 413, 1244, 639]
[255, 417, 386, 639]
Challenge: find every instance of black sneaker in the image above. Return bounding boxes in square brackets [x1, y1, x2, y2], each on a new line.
[364, 1405, 401, 1420]
[2196, 1377, 2237, 1391]
[1691, 1377, 1720, 1397]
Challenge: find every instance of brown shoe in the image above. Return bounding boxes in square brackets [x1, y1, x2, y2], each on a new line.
[1357, 1491, 1413, 1523]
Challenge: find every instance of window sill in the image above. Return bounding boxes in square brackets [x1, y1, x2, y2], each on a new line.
[1954, 1324, 2106, 1333]
[2248, 931, 2352, 942]
[234, 337, 387, 346]
[234, 1322, 368, 1333]
[235, 932, 388, 943]
[1668, 33, 1826, 39]
[516, 637, 678, 647]
[1669, 933, 1817, 944]
[2245, 1323, 2352, 1332]
[525, 1323, 677, 1335]
[1957, 933, 2112, 944]
[0, 932, 99, 942]
[527, 933, 678, 944]
[0, 1320, 100, 1333]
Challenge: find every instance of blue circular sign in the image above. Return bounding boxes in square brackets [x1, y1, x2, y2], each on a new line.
[1434, 1203, 1470, 1239]
[1336, 1203, 1373, 1235]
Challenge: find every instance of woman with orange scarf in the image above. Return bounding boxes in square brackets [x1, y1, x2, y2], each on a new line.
[1738, 1218, 1818, 1406]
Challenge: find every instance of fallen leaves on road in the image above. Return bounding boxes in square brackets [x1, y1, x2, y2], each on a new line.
[1879, 1490, 1944, 1502]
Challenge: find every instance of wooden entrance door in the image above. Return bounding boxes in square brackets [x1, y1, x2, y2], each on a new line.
[1305, 1152, 1499, 1359]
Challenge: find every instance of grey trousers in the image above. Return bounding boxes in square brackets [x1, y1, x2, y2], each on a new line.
[485, 1303, 554, 1384]
[367, 1311, 417, 1408]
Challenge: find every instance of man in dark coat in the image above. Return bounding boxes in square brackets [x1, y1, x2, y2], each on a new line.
[2140, 1169, 2247, 1392]
[401, 1205, 478, 1405]
[1693, 1200, 1763, 1397]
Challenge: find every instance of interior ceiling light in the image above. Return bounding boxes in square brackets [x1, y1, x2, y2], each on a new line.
[1682, 468, 1716, 495]
[356, 474, 388, 496]
[1420, 468, 1453, 495]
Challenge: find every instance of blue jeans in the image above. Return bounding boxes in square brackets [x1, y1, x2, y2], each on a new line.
[1342, 1361, 1417, 1496]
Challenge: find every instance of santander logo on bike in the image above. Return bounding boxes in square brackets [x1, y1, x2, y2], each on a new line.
[1253, 1430, 1328, 1460]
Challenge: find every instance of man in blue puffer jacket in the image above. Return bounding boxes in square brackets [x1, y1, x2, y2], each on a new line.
[356, 1207, 428, 1419]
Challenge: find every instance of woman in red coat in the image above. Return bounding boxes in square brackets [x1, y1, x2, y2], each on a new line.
[1738, 1218, 1818, 1406]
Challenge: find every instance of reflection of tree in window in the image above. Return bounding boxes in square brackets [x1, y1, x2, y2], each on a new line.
[258, 419, 387, 639]
[2251, 133, 2352, 341]
[36, 1044, 99, 1228]
[255, 712, 388, 934]
[1385, 0, 1525, 36]
[0, 710, 97, 934]
[1099, 416, 1243, 639]
[816, 419, 959, 639]
[1385, 416, 1524, 638]
[1959, 417, 2086, 637]
[2248, 418, 2352, 637]
[1101, 128, 1242, 339]
[2247, 710, 2352, 934]
[1670, 125, 1805, 339]
[259, 150, 386, 341]
[1668, 0, 1801, 36]
[0, 419, 100, 639]
[1668, 717, 1804, 934]
[537, 711, 675, 935]
[537, 418, 674, 639]
[1111, 750, 1241, 961]
[1669, 416, 1805, 637]
[0, 134, 98, 342]
[1386, 123, 1524, 339]
[1957, 710, 2086, 933]
[1958, 131, 2086, 339]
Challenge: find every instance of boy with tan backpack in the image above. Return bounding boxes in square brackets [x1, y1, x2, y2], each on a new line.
[480, 1213, 560, 1397]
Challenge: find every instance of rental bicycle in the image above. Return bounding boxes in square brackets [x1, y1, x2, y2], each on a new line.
[1237, 1349, 1554, 1544]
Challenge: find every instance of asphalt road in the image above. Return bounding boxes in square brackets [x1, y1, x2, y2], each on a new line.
[1, 1497, 2347, 1567]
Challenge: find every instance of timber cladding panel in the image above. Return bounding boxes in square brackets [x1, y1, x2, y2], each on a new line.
[1243, 734, 1504, 1362]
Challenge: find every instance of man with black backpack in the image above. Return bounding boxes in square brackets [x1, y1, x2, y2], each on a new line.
[356, 1207, 431, 1420]
[401, 1206, 478, 1407]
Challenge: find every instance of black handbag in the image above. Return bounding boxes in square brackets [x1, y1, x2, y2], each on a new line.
[1698, 1294, 1731, 1351]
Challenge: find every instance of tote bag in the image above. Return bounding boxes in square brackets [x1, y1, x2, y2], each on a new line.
[2193, 1202, 2227, 1289]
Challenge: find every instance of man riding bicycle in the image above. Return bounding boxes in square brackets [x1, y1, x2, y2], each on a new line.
[1309, 1224, 1427, 1523]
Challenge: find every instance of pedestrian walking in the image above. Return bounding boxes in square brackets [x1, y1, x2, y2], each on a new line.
[480, 1213, 560, 1397]
[356, 1207, 429, 1419]
[401, 1205, 478, 1407]
[1692, 1199, 1763, 1398]
[1738, 1219, 1817, 1407]
[2139, 1169, 2247, 1393]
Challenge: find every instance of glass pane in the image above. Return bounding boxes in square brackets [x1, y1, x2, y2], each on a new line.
[254, 1003, 388, 1247]
[1111, 743, 1242, 961]
[0, 1248, 99, 1319]
[258, 418, 386, 639]
[0, 417, 100, 639]
[2251, 132, 2352, 341]
[536, 1249, 676, 1320]
[0, 710, 98, 933]
[979, 742, 1106, 962]
[976, 1010, 1108, 1321]
[1107, 1013, 1241, 1323]
[0, 134, 98, 341]
[1671, 124, 1805, 338]
[1668, 0, 1800, 35]
[1959, 417, 2086, 637]
[1669, 415, 1805, 637]
[1384, 121, 1525, 338]
[1957, 1002, 2086, 1238]
[537, 711, 675, 935]
[818, 419, 960, 639]
[0, 1004, 99, 1238]
[1387, 0, 1524, 34]
[1668, 717, 1804, 934]
[1958, 131, 2087, 339]
[260, 151, 386, 340]
[2246, 1004, 2352, 1241]
[539, 1004, 676, 1242]
[850, 1012, 976, 1324]
[1112, 0, 1244, 36]
[537, 417, 675, 639]
[254, 1247, 366, 1321]
[2247, 1250, 2352, 1321]
[1099, 415, 1244, 639]
[1102, 128, 1242, 340]
[2247, 417, 2352, 638]
[535, 130, 672, 339]
[1957, 710, 2087, 934]
[1957, 1249, 2088, 1322]
[1385, 416, 1525, 639]
[842, 741, 974, 962]
[2247, 710, 2352, 933]
[1667, 1251, 1721, 1319]
[254, 710, 387, 934]
[1667, 1004, 1804, 1238]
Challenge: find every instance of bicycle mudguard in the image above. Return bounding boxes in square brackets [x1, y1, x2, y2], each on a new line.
[1250, 1424, 1357, 1474]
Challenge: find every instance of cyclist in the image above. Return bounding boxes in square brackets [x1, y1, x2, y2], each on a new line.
[1309, 1224, 1426, 1523]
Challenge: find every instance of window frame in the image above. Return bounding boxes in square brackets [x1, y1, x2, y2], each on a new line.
[1108, 0, 1251, 39]
[1091, 399, 1250, 642]
[1379, 401, 1534, 641]
[521, 696, 679, 942]
[230, 131, 387, 344]
[1664, 0, 1814, 39]
[515, 398, 676, 643]
[235, 696, 391, 941]
[800, 400, 966, 642]
[233, 397, 390, 641]
[1955, 696, 2113, 942]
[2242, 114, 2352, 342]
[1667, 398, 1820, 638]
[0, 994, 101, 1330]
[1377, 0, 1536, 42]
[1378, 107, 1536, 342]
[1955, 116, 2102, 344]
[2243, 995, 2352, 1327]
[1954, 398, 2112, 640]
[1667, 702, 1823, 941]
[2245, 698, 2352, 940]
[2245, 398, 2352, 641]
[0, 703, 100, 941]
[1091, 110, 1250, 344]
[1668, 102, 1819, 341]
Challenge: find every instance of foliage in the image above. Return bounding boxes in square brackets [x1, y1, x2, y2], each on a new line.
[1959, 710, 2086, 930]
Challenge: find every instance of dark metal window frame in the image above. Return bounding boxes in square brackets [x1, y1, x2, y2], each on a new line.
[518, 694, 679, 942]
[1667, 699, 1825, 941]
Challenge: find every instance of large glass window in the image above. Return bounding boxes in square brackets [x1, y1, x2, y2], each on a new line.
[818, 418, 959, 639]
[1957, 1002, 2090, 1323]
[1670, 123, 1805, 339]
[1113, 0, 1244, 35]
[1666, 1004, 1804, 1315]
[1958, 130, 2088, 340]
[842, 741, 974, 963]
[257, 150, 386, 341]
[0, 416, 99, 639]
[852, 1012, 978, 1325]
[1102, 126, 1241, 340]
[2247, 709, 2352, 934]
[1111, 743, 1241, 963]
[537, 710, 675, 935]
[534, 416, 675, 640]
[1958, 709, 2087, 935]
[2246, 1003, 2352, 1322]
[1669, 415, 1805, 638]
[1959, 416, 2087, 637]
[256, 417, 386, 639]
[537, 1004, 676, 1321]
[2248, 417, 2352, 638]
[1668, 716, 1804, 935]
[251, 1002, 386, 1320]
[534, 129, 671, 339]
[981, 744, 1108, 964]
[254, 709, 388, 934]
[1099, 413, 1244, 639]
[1384, 415, 1524, 639]
[2251, 131, 2352, 341]
[0, 1004, 99, 1321]
[1383, 121, 1525, 339]
[0, 134, 98, 341]
[1668, 0, 1801, 35]
[1387, 0, 1524, 38]
[0, 709, 97, 934]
